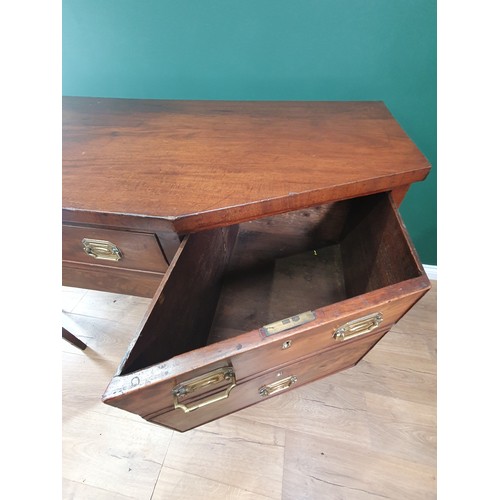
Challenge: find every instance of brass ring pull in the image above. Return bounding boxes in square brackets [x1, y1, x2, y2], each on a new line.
[82, 238, 122, 261]
[172, 367, 236, 413]
[333, 312, 383, 341]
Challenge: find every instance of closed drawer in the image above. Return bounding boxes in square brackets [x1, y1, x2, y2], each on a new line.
[62, 262, 165, 298]
[102, 192, 431, 431]
[62, 225, 168, 273]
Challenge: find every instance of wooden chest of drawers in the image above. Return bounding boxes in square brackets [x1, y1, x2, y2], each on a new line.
[62, 97, 431, 432]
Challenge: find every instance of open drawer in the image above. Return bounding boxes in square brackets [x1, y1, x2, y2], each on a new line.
[102, 192, 430, 432]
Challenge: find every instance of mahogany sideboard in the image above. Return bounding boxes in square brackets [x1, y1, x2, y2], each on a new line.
[62, 97, 431, 432]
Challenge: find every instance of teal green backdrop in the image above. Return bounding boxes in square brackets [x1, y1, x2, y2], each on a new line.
[63, 0, 436, 265]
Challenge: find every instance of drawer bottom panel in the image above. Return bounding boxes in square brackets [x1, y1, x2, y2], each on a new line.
[62, 262, 164, 298]
[150, 328, 389, 432]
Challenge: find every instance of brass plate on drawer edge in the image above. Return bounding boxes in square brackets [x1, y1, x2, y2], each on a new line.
[260, 311, 316, 337]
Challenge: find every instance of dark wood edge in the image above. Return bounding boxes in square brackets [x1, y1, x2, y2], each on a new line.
[63, 169, 430, 236]
[390, 185, 410, 207]
[62, 259, 166, 276]
[62, 209, 177, 233]
[62, 327, 87, 350]
[169, 175, 430, 234]
[387, 193, 428, 276]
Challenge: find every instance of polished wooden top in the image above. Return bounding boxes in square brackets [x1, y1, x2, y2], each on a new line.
[62, 97, 430, 232]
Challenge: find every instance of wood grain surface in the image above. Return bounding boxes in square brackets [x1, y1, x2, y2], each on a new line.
[62, 281, 436, 499]
[100, 192, 429, 429]
[63, 98, 430, 233]
[99, 192, 429, 430]
[62, 261, 164, 298]
[62, 225, 168, 273]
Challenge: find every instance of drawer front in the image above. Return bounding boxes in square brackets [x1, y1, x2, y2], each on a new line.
[62, 261, 164, 298]
[102, 278, 428, 422]
[150, 328, 389, 432]
[62, 225, 168, 273]
[102, 192, 431, 431]
[229, 294, 424, 381]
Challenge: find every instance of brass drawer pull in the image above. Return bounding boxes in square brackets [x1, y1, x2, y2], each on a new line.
[259, 375, 297, 397]
[333, 312, 383, 341]
[172, 367, 236, 413]
[82, 238, 123, 261]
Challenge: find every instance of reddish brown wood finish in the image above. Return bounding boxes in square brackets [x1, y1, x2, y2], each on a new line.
[62, 225, 168, 273]
[118, 225, 239, 375]
[62, 223, 180, 296]
[102, 193, 431, 431]
[391, 185, 410, 206]
[62, 98, 432, 432]
[152, 328, 390, 432]
[62, 261, 164, 298]
[103, 277, 429, 426]
[63, 98, 430, 233]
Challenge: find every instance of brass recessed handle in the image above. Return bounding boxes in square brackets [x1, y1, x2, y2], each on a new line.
[333, 312, 383, 341]
[82, 238, 123, 262]
[172, 367, 236, 413]
[259, 375, 297, 397]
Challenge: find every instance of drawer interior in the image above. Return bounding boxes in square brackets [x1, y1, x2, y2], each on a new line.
[119, 192, 422, 375]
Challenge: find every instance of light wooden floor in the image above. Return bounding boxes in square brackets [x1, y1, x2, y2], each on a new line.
[62, 282, 436, 500]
